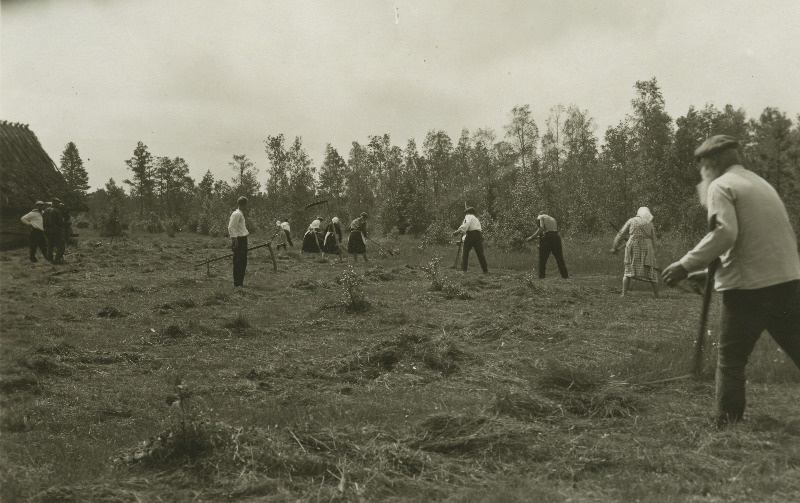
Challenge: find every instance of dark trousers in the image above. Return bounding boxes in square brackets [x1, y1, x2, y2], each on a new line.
[538, 232, 568, 278]
[45, 231, 65, 263]
[462, 230, 488, 273]
[717, 280, 800, 423]
[29, 228, 48, 262]
[232, 236, 248, 286]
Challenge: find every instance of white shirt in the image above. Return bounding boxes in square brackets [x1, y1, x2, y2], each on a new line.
[679, 165, 800, 290]
[458, 214, 482, 233]
[537, 214, 558, 232]
[21, 209, 44, 231]
[228, 208, 248, 238]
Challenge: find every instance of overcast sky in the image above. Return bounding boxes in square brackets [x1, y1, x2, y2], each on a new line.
[2, 0, 799, 191]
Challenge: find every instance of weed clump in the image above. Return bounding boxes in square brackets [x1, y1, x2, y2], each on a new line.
[117, 377, 228, 467]
[56, 286, 82, 298]
[411, 413, 541, 461]
[174, 299, 196, 308]
[338, 330, 473, 380]
[339, 266, 370, 312]
[537, 361, 605, 392]
[0, 374, 39, 394]
[163, 324, 187, 338]
[490, 389, 559, 420]
[97, 306, 126, 318]
[291, 279, 320, 291]
[19, 355, 73, 376]
[365, 265, 396, 281]
[421, 257, 471, 299]
[441, 282, 471, 300]
[535, 362, 643, 418]
[223, 313, 251, 331]
[203, 292, 230, 306]
[421, 256, 445, 291]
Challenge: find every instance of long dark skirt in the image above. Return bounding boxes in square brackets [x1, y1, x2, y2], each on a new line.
[348, 231, 366, 254]
[301, 231, 322, 253]
[323, 232, 342, 254]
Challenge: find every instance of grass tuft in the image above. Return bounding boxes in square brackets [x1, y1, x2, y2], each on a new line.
[0, 373, 40, 394]
[490, 389, 559, 420]
[223, 313, 251, 331]
[203, 292, 230, 306]
[97, 306, 126, 318]
[163, 324, 187, 338]
[537, 361, 606, 392]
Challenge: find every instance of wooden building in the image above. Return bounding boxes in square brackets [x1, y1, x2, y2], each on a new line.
[0, 120, 84, 249]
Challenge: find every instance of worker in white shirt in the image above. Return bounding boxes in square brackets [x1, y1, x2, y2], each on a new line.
[452, 207, 488, 273]
[20, 200, 48, 263]
[281, 219, 293, 248]
[526, 212, 569, 279]
[228, 196, 249, 287]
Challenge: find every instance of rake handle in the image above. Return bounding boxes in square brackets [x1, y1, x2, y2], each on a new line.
[692, 215, 720, 376]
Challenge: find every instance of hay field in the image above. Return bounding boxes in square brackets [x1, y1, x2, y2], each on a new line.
[1, 231, 799, 502]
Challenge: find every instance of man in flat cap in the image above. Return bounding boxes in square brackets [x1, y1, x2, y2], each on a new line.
[20, 200, 49, 263]
[452, 207, 488, 273]
[43, 198, 66, 264]
[662, 135, 800, 428]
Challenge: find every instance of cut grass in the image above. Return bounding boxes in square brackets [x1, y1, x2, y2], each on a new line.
[0, 229, 798, 501]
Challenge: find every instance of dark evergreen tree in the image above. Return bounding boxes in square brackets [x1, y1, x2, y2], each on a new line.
[124, 141, 155, 218]
[59, 142, 90, 198]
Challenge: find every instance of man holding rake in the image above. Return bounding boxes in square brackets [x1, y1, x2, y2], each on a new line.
[663, 135, 800, 428]
[452, 207, 488, 274]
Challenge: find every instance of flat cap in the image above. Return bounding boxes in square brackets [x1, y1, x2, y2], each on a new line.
[52, 197, 62, 204]
[694, 135, 739, 160]
[35, 200, 46, 206]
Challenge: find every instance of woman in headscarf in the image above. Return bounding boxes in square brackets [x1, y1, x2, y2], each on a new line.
[348, 212, 369, 263]
[301, 216, 324, 254]
[611, 206, 659, 298]
[322, 217, 343, 255]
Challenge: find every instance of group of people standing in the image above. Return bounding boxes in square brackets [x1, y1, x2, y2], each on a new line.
[20, 198, 70, 264]
[299, 216, 342, 256]
[299, 212, 369, 261]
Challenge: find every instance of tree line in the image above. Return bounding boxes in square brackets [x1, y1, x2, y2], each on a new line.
[59, 77, 800, 246]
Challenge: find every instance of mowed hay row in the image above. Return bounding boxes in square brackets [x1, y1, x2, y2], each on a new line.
[105, 417, 532, 501]
[336, 329, 479, 383]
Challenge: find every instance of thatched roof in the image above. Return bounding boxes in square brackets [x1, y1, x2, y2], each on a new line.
[0, 120, 85, 213]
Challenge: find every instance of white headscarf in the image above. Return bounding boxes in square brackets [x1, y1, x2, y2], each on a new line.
[637, 206, 653, 224]
[332, 217, 339, 224]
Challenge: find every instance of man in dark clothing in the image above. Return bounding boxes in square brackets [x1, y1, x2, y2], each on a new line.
[452, 207, 488, 273]
[20, 201, 48, 263]
[43, 199, 66, 264]
[526, 212, 568, 279]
